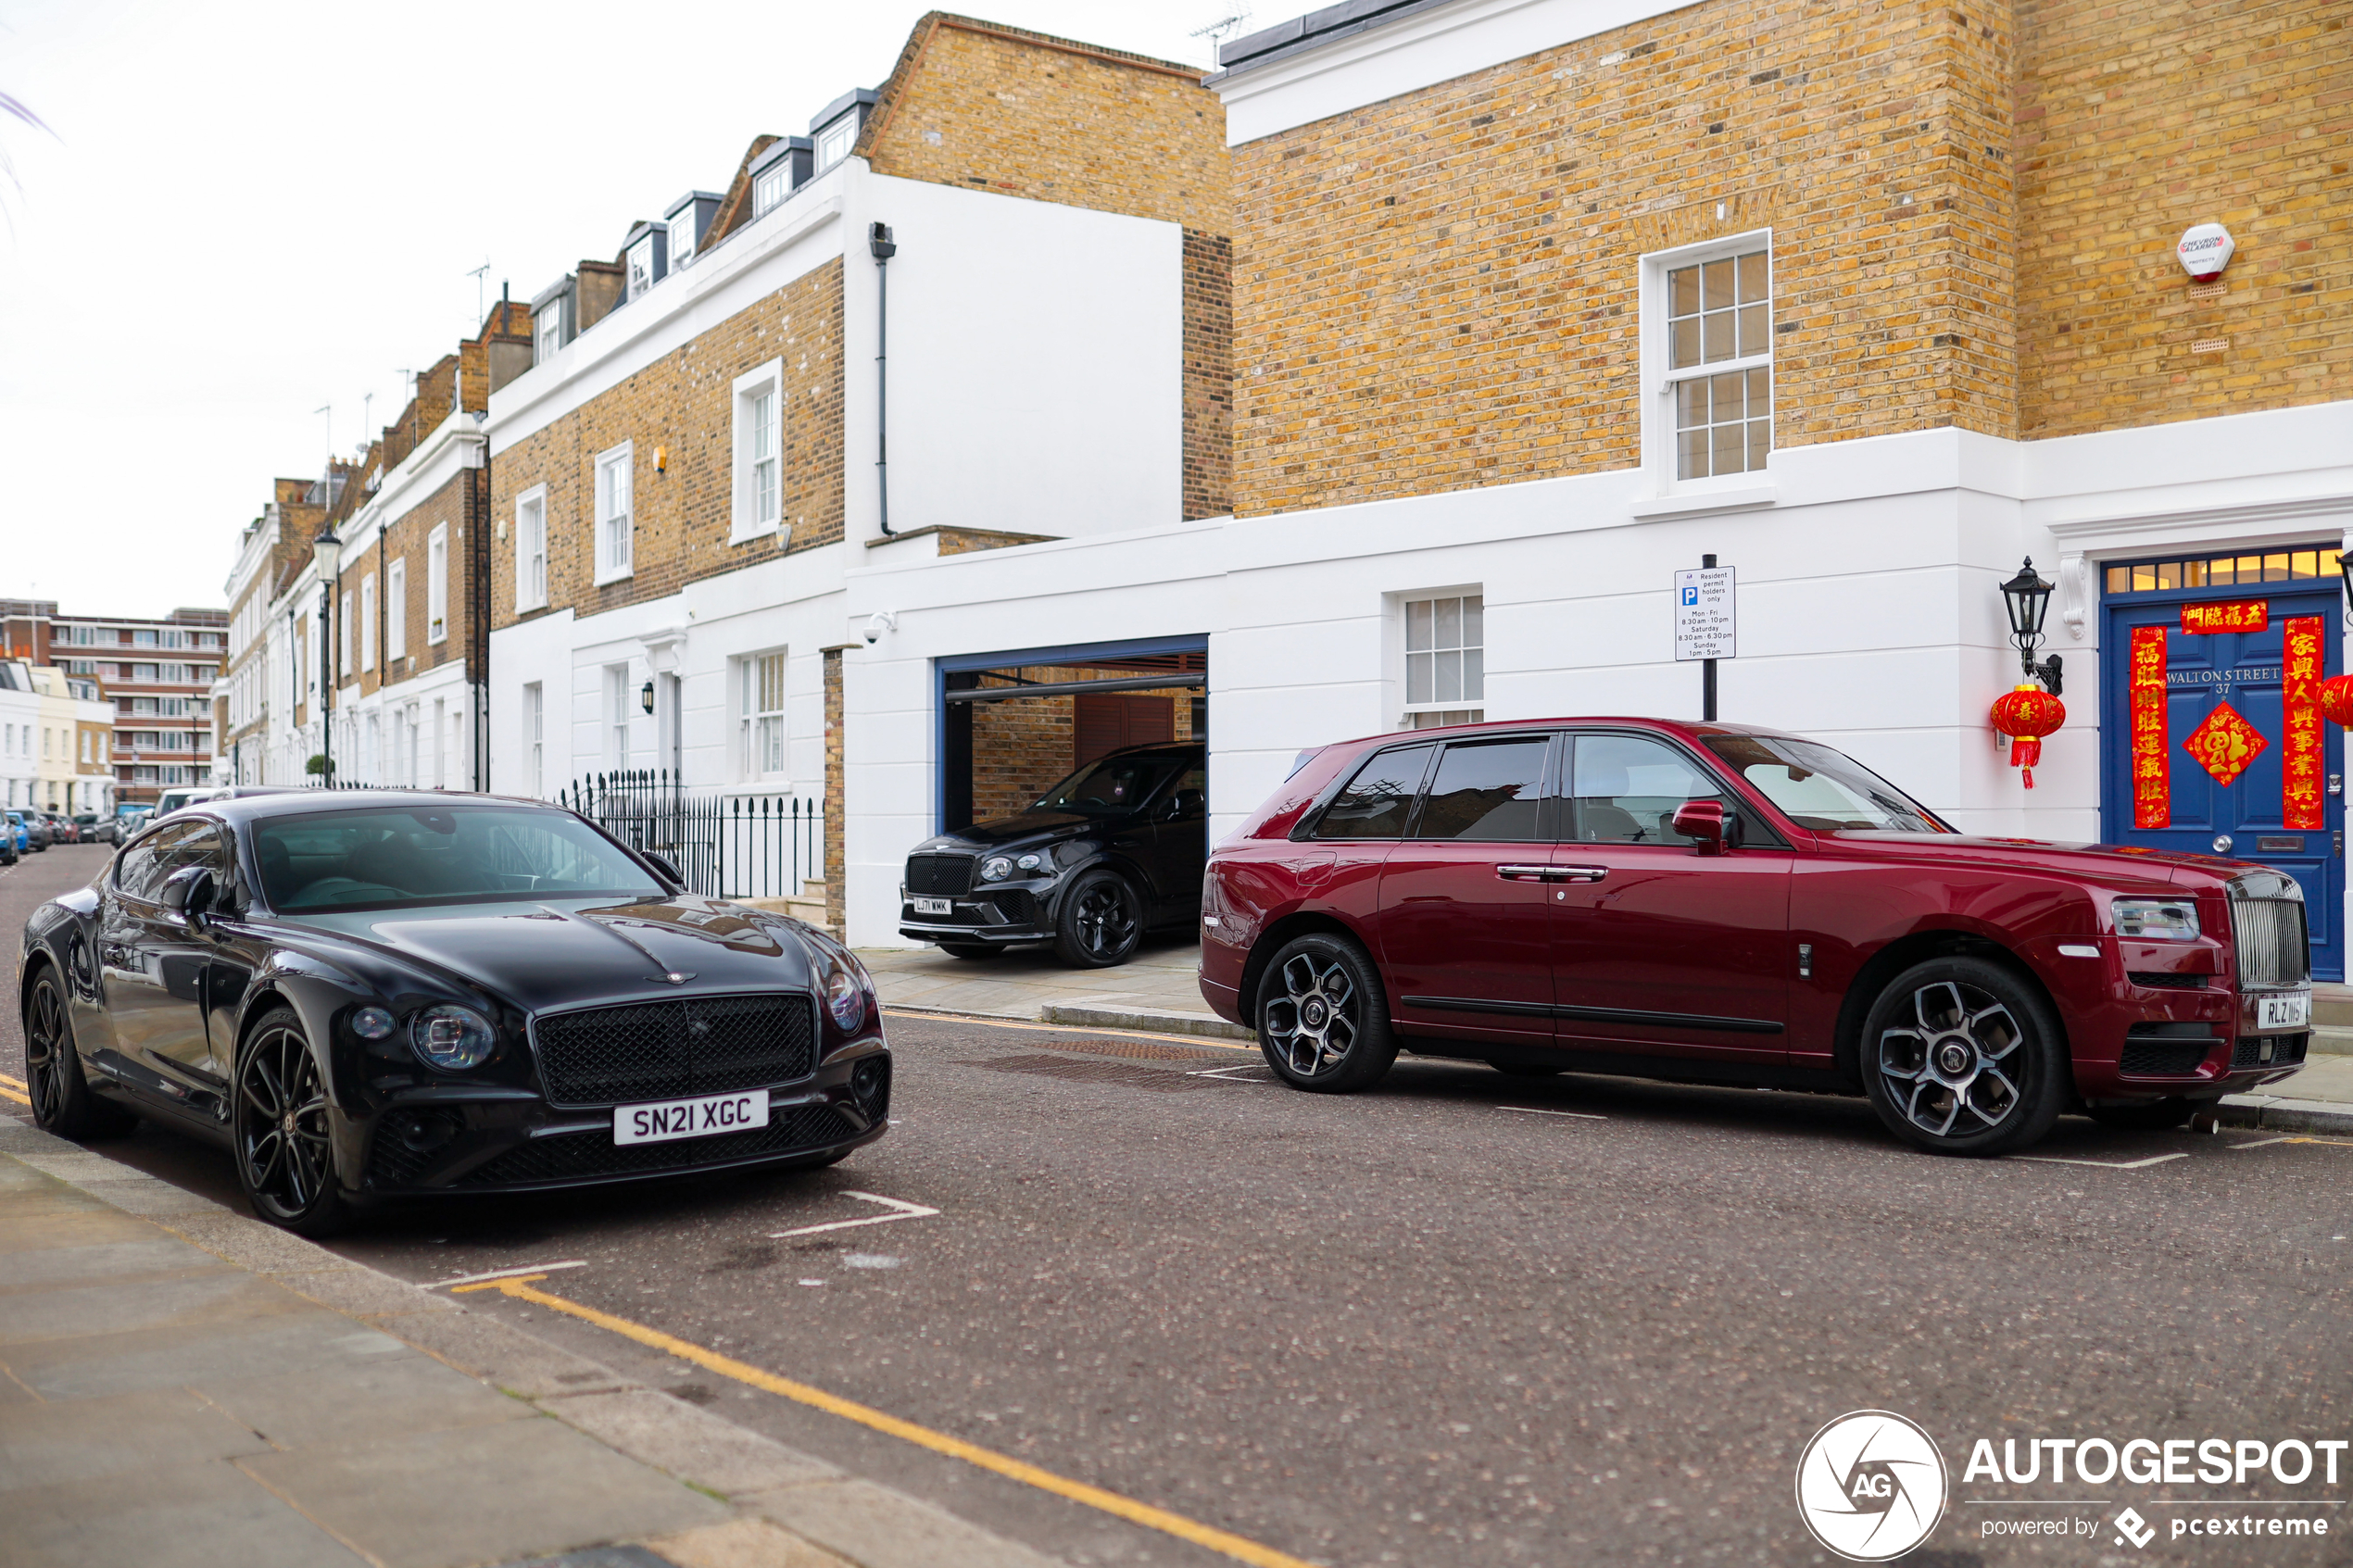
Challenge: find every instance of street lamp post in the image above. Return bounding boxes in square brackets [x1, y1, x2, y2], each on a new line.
[313, 527, 342, 786]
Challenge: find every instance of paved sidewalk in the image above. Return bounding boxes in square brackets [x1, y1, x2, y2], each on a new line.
[0, 1120, 1065, 1568]
[861, 937, 1249, 1040]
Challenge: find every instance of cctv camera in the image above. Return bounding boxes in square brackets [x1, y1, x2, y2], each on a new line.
[863, 610, 898, 645]
[863, 625, 880, 645]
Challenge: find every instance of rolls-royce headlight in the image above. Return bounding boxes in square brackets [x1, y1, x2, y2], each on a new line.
[410, 1005, 497, 1070]
[823, 967, 866, 1032]
[2113, 897, 2199, 941]
[979, 855, 1015, 882]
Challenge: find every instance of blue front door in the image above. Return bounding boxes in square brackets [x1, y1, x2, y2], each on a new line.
[2100, 555, 2343, 981]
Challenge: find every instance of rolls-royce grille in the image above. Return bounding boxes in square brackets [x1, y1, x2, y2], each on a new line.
[905, 853, 976, 897]
[457, 1103, 859, 1186]
[2231, 897, 2309, 988]
[531, 994, 816, 1109]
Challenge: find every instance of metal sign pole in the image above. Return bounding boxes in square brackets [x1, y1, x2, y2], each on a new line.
[1702, 552, 1718, 722]
[1673, 555, 1735, 722]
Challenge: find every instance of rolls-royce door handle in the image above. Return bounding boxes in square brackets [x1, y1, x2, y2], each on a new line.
[1495, 864, 1608, 883]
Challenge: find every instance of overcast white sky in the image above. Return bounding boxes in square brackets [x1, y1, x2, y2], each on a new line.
[0, 0, 1253, 619]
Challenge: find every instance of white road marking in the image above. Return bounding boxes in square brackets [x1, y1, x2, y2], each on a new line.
[2006, 1152, 2190, 1170]
[433, 1260, 589, 1288]
[1496, 1105, 1607, 1121]
[1186, 1063, 1273, 1082]
[2231, 1135, 2297, 1149]
[768, 1190, 938, 1241]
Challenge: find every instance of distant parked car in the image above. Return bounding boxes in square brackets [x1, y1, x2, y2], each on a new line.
[5, 810, 31, 856]
[42, 813, 76, 845]
[0, 815, 16, 865]
[114, 806, 154, 839]
[72, 813, 103, 845]
[17, 810, 48, 852]
[155, 784, 298, 820]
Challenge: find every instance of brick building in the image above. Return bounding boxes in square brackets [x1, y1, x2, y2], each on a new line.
[831, 0, 2353, 962]
[487, 12, 1230, 927]
[221, 479, 323, 785]
[1, 599, 226, 808]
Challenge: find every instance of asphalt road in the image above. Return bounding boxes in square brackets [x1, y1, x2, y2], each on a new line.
[6, 842, 2350, 1566]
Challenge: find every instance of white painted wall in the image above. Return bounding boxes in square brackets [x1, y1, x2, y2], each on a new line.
[836, 403, 2353, 948]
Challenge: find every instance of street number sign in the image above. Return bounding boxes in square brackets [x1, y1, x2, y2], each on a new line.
[1673, 566, 1736, 661]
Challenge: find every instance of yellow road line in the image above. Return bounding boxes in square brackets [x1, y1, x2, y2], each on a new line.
[455, 1274, 1322, 1568]
[879, 1007, 1257, 1052]
[2287, 1135, 2353, 1148]
[0, 1071, 26, 1088]
[0, 1085, 28, 1107]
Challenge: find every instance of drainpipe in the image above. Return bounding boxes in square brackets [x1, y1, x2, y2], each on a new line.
[870, 221, 896, 536]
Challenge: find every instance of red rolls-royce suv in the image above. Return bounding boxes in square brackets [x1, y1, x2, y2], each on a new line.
[1198, 718, 2314, 1156]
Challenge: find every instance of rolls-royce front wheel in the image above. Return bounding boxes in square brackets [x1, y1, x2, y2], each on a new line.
[1860, 957, 2066, 1156]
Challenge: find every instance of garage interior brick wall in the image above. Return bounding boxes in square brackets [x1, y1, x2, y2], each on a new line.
[963, 668, 1200, 823]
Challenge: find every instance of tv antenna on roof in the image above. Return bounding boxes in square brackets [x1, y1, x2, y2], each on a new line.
[465, 260, 491, 329]
[1189, 5, 1253, 56]
[313, 402, 332, 458]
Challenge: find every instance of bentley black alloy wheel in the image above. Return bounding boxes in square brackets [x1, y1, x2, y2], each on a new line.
[21, 969, 134, 1139]
[234, 1007, 348, 1235]
[1054, 870, 1143, 968]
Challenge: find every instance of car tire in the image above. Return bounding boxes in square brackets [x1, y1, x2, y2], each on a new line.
[938, 943, 1003, 960]
[1860, 956, 2068, 1157]
[20, 967, 138, 1140]
[1052, 870, 1144, 968]
[1255, 933, 1399, 1094]
[233, 1008, 350, 1236]
[2085, 1096, 2208, 1131]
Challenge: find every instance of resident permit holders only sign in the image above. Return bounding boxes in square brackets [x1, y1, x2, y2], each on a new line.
[1674, 566, 1737, 661]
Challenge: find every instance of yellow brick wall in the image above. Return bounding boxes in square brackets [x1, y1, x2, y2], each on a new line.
[2016, 0, 2352, 436]
[1231, 0, 2022, 518]
[491, 262, 844, 633]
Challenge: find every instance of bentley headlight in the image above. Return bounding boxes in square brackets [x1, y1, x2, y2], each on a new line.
[1014, 849, 1052, 873]
[980, 855, 1015, 883]
[823, 967, 866, 1032]
[2113, 897, 2199, 941]
[410, 1005, 497, 1070]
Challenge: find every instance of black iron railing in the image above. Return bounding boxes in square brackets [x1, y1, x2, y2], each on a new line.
[555, 771, 824, 903]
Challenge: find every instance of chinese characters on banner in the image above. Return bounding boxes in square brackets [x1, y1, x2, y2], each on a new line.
[2180, 599, 2270, 635]
[2283, 616, 2325, 830]
[2130, 625, 2171, 828]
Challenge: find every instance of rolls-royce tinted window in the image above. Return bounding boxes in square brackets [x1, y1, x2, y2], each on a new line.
[257, 807, 664, 912]
[1413, 736, 1549, 841]
[1313, 744, 1433, 840]
[1567, 734, 1727, 846]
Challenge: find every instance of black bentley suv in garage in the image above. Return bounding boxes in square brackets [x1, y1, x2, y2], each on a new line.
[900, 744, 1207, 967]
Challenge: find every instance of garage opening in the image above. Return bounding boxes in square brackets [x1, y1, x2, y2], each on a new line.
[937, 634, 1208, 833]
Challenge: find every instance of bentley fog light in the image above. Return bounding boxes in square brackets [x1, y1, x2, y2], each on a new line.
[2113, 897, 2199, 941]
[979, 855, 1015, 883]
[410, 1005, 497, 1070]
[351, 1007, 396, 1040]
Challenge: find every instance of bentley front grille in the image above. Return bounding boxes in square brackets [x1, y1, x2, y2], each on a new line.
[530, 993, 817, 1109]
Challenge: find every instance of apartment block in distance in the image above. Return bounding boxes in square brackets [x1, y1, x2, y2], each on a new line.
[1, 599, 227, 808]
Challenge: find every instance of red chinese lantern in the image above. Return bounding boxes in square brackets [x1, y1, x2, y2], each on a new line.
[1990, 684, 2065, 789]
[2320, 673, 2353, 729]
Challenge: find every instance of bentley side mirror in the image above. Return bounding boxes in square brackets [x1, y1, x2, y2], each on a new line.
[1167, 788, 1206, 819]
[161, 865, 217, 922]
[642, 850, 684, 887]
[1671, 801, 1731, 857]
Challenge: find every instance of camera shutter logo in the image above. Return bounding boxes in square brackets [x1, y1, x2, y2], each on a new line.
[1794, 1410, 1948, 1561]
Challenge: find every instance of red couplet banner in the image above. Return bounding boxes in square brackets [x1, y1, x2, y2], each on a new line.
[2181, 599, 2269, 635]
[2130, 625, 2171, 829]
[2283, 616, 2325, 831]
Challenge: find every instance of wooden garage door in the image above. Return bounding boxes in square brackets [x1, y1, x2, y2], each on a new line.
[1073, 693, 1175, 770]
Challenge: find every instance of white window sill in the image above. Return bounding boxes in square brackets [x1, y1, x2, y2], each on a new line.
[591, 568, 634, 588]
[729, 521, 786, 547]
[1629, 484, 1778, 521]
[511, 601, 545, 616]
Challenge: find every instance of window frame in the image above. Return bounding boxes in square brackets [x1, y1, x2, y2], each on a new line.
[513, 486, 548, 612]
[523, 681, 544, 797]
[1641, 229, 1775, 493]
[737, 649, 788, 781]
[816, 114, 857, 169]
[386, 558, 407, 660]
[338, 592, 354, 679]
[1556, 727, 1790, 850]
[359, 573, 377, 672]
[605, 663, 633, 768]
[731, 361, 786, 544]
[593, 443, 635, 585]
[1392, 587, 1487, 729]
[426, 523, 450, 645]
[1298, 740, 1441, 843]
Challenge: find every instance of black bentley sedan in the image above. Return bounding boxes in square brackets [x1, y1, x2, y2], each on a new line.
[16, 791, 889, 1235]
[900, 743, 1206, 967]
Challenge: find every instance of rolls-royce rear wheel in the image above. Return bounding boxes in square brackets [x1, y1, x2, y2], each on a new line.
[234, 1008, 350, 1236]
[20, 968, 136, 1140]
[1256, 934, 1399, 1094]
[1860, 957, 2067, 1157]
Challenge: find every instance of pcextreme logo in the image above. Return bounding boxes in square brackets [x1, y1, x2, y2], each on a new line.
[1795, 1410, 1950, 1562]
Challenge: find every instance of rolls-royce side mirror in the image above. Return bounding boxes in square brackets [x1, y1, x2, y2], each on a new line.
[1670, 800, 1729, 857]
[161, 864, 217, 922]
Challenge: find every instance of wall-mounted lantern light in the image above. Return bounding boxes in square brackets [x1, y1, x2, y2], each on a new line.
[639, 681, 656, 715]
[1999, 557, 2063, 696]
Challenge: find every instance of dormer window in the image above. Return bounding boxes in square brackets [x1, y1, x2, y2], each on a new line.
[531, 278, 574, 365]
[623, 224, 667, 302]
[816, 115, 856, 169]
[665, 192, 718, 270]
[749, 139, 812, 219]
